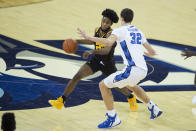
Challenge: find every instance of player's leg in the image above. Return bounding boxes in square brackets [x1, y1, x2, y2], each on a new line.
[99, 81, 114, 110]
[114, 87, 138, 111]
[63, 64, 93, 97]
[192, 72, 196, 104]
[114, 87, 130, 96]
[48, 63, 94, 110]
[127, 85, 150, 103]
[98, 80, 121, 128]
[101, 61, 137, 111]
[122, 66, 162, 120]
[97, 67, 143, 128]
[127, 85, 162, 119]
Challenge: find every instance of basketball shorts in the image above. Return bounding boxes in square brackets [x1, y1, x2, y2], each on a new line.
[86, 58, 117, 77]
[104, 66, 147, 88]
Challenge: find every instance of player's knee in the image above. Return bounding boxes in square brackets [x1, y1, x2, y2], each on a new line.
[130, 85, 138, 91]
[99, 80, 106, 89]
[99, 81, 104, 87]
[73, 73, 83, 81]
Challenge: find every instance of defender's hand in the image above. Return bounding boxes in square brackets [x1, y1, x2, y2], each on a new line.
[77, 28, 89, 39]
[181, 48, 192, 59]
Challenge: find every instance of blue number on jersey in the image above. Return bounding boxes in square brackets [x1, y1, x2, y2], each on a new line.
[130, 33, 142, 44]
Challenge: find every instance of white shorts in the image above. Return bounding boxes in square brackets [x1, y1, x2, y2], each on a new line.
[104, 66, 147, 88]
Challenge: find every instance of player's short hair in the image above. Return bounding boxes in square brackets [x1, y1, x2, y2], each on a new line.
[1, 113, 16, 131]
[102, 9, 119, 23]
[120, 8, 134, 23]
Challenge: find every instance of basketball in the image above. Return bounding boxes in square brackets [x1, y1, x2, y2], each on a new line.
[62, 39, 78, 54]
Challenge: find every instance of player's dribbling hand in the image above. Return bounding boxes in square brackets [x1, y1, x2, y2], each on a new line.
[82, 51, 92, 59]
[77, 28, 89, 39]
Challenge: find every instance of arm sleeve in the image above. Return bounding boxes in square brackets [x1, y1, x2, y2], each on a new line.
[111, 28, 121, 41]
[141, 32, 147, 44]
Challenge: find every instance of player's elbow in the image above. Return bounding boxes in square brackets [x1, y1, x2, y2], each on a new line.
[106, 40, 115, 47]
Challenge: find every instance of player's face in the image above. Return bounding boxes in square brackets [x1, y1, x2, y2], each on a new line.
[101, 17, 112, 31]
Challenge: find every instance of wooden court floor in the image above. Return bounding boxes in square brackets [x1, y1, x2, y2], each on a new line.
[0, 0, 196, 131]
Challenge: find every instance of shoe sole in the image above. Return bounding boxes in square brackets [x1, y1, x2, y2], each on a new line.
[151, 111, 163, 120]
[111, 120, 121, 128]
[98, 120, 121, 129]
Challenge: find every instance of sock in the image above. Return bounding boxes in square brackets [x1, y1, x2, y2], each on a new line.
[192, 95, 196, 104]
[147, 100, 155, 109]
[61, 95, 67, 103]
[128, 93, 133, 98]
[107, 109, 116, 117]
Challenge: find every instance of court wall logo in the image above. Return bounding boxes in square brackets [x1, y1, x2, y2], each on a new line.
[0, 34, 195, 110]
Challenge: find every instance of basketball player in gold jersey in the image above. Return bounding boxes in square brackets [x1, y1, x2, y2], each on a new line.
[49, 9, 137, 111]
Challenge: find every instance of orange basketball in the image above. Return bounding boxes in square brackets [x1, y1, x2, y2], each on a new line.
[62, 39, 78, 54]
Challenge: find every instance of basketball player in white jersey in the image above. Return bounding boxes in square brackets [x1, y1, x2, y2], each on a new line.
[77, 8, 163, 128]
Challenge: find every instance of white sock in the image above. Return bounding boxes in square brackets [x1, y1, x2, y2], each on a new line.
[192, 95, 196, 104]
[147, 100, 155, 109]
[107, 109, 116, 117]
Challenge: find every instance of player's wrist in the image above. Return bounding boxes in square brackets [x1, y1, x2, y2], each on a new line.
[89, 50, 94, 54]
[87, 36, 93, 41]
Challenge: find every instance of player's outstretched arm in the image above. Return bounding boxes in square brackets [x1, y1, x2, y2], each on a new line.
[75, 27, 99, 45]
[77, 28, 117, 47]
[76, 39, 94, 45]
[143, 42, 156, 57]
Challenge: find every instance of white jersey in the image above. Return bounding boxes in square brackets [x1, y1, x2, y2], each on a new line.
[112, 25, 148, 71]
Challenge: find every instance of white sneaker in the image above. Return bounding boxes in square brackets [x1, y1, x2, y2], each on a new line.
[192, 95, 196, 104]
[148, 104, 163, 120]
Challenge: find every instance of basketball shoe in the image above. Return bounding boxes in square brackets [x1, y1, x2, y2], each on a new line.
[148, 104, 163, 120]
[48, 97, 64, 110]
[98, 113, 121, 128]
[127, 94, 138, 111]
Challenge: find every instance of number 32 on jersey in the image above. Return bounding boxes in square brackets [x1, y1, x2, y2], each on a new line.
[130, 33, 142, 44]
